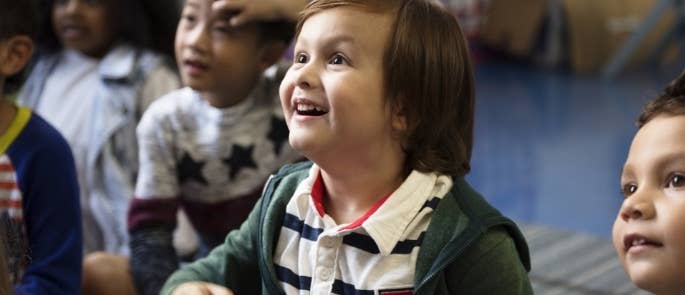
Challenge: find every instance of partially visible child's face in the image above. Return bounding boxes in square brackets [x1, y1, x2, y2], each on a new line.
[279, 7, 402, 162]
[0, 35, 33, 94]
[176, 0, 268, 105]
[613, 115, 685, 294]
[52, 0, 114, 58]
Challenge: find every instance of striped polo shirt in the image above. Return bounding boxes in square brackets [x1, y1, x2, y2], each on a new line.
[273, 164, 453, 295]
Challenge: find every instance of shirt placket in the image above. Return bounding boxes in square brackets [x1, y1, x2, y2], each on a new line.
[310, 229, 343, 295]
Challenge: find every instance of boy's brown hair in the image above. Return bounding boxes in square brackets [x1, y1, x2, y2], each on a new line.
[637, 70, 685, 128]
[297, 0, 475, 177]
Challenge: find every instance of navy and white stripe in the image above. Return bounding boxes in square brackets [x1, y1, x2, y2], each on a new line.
[273, 164, 453, 294]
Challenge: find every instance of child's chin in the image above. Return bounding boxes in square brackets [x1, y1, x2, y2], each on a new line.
[628, 266, 667, 294]
[288, 136, 318, 156]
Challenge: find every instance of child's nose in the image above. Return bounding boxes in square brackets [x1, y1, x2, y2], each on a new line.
[185, 26, 210, 53]
[294, 62, 319, 90]
[619, 192, 656, 221]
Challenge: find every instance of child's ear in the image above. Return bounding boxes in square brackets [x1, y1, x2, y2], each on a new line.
[0, 36, 33, 77]
[257, 42, 288, 72]
[391, 104, 408, 132]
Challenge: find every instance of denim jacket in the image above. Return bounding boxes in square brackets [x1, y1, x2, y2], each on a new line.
[18, 44, 179, 254]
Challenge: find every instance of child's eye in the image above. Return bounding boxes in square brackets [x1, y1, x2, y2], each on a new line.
[212, 20, 233, 34]
[213, 25, 229, 34]
[667, 174, 685, 188]
[295, 53, 308, 64]
[182, 14, 197, 24]
[621, 183, 637, 197]
[329, 54, 347, 65]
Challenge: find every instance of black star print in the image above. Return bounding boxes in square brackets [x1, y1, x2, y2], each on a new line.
[223, 144, 258, 180]
[267, 116, 289, 155]
[177, 152, 208, 185]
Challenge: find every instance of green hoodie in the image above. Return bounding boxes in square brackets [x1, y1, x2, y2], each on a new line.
[162, 161, 532, 295]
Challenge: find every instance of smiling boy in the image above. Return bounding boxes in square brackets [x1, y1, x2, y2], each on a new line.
[614, 71, 685, 294]
[162, 1, 532, 294]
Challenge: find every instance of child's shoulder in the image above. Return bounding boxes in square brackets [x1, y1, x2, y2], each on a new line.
[140, 87, 199, 123]
[100, 44, 172, 79]
[7, 109, 73, 165]
[137, 87, 206, 134]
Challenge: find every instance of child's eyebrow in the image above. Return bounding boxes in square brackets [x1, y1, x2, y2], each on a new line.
[184, 1, 200, 8]
[321, 34, 355, 46]
[299, 34, 357, 53]
[655, 152, 685, 170]
[619, 164, 633, 180]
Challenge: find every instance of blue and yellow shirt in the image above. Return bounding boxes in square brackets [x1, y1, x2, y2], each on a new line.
[0, 105, 82, 294]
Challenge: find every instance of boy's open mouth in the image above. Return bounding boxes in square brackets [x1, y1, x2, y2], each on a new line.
[623, 233, 663, 251]
[295, 102, 328, 116]
[184, 60, 209, 70]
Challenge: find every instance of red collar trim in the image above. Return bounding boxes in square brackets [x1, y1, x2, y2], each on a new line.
[339, 190, 392, 231]
[309, 172, 394, 230]
[311, 173, 326, 217]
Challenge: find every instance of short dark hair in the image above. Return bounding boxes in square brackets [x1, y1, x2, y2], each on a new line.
[0, 0, 36, 41]
[637, 70, 685, 128]
[35, 0, 180, 57]
[257, 20, 296, 45]
[0, 0, 36, 94]
[297, 0, 476, 177]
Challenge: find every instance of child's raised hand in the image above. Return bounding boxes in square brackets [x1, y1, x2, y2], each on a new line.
[171, 282, 234, 295]
[212, 0, 306, 26]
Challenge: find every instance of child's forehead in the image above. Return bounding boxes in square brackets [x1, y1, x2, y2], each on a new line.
[301, 6, 394, 32]
[625, 115, 685, 172]
[183, 0, 239, 19]
[183, 0, 210, 10]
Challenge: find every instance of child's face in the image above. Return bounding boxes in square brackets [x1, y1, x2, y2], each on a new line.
[175, 0, 267, 104]
[613, 115, 685, 294]
[279, 7, 403, 162]
[0, 35, 33, 94]
[52, 0, 114, 58]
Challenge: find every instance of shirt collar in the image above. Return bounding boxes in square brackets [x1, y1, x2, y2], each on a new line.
[98, 43, 137, 79]
[362, 170, 452, 256]
[296, 164, 453, 256]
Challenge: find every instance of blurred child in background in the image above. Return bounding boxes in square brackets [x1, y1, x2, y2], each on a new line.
[1, 1, 82, 293]
[80, 0, 306, 294]
[18, 0, 180, 256]
[614, 71, 685, 294]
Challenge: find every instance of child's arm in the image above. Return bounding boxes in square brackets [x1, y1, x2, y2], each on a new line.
[170, 282, 234, 294]
[446, 228, 532, 294]
[161, 197, 265, 295]
[128, 102, 183, 295]
[212, 0, 307, 26]
[15, 123, 82, 294]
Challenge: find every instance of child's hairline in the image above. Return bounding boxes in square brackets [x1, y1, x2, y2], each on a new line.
[638, 112, 685, 128]
[637, 97, 685, 129]
[295, 2, 400, 39]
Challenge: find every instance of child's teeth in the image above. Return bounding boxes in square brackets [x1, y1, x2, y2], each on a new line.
[296, 103, 327, 112]
[632, 239, 645, 246]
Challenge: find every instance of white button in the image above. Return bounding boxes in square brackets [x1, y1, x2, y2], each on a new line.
[320, 237, 337, 248]
[319, 267, 332, 281]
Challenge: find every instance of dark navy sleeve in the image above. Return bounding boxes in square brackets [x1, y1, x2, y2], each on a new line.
[8, 115, 82, 295]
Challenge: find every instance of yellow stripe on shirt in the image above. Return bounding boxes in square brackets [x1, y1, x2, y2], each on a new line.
[0, 105, 31, 155]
